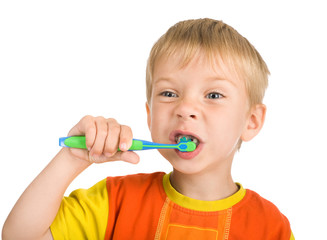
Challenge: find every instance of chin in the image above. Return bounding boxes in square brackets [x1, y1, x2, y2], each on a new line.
[168, 157, 209, 175]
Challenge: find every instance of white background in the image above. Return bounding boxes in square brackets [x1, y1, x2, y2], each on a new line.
[1, 1, 326, 239]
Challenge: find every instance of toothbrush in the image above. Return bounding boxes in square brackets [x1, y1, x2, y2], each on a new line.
[59, 136, 196, 152]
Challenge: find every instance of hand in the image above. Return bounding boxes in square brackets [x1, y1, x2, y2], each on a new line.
[67, 115, 140, 164]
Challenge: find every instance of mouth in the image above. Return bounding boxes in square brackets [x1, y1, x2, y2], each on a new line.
[169, 130, 203, 159]
[175, 134, 200, 147]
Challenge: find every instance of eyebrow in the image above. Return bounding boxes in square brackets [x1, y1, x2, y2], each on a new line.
[206, 77, 238, 88]
[153, 77, 174, 84]
[154, 76, 237, 88]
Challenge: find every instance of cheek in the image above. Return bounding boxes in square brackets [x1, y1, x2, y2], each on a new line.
[206, 108, 246, 144]
[149, 106, 168, 141]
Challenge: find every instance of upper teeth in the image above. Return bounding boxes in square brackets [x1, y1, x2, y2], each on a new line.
[176, 135, 199, 146]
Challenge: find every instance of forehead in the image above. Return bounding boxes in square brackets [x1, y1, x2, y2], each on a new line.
[153, 50, 244, 87]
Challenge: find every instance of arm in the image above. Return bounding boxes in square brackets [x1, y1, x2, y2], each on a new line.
[2, 148, 90, 240]
[2, 116, 139, 240]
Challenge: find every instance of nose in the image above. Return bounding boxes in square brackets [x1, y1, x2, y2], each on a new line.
[175, 100, 199, 120]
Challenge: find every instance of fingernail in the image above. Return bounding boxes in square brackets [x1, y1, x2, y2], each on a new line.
[120, 143, 127, 151]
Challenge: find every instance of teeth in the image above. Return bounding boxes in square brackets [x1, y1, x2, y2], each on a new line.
[176, 135, 186, 143]
[175, 135, 199, 146]
[191, 138, 199, 145]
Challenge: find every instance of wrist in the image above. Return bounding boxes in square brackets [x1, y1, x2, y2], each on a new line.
[55, 148, 92, 175]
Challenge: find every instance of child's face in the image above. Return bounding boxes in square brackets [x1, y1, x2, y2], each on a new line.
[146, 52, 261, 175]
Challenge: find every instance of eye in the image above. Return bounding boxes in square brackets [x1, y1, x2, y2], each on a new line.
[161, 91, 178, 98]
[206, 92, 224, 99]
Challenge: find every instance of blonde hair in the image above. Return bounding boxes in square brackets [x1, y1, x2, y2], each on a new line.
[146, 18, 270, 107]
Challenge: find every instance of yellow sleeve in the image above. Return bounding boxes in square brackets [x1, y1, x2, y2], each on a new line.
[290, 231, 295, 240]
[50, 178, 108, 240]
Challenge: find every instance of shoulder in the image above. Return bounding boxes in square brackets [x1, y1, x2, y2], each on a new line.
[244, 189, 289, 222]
[230, 188, 292, 239]
[51, 178, 109, 239]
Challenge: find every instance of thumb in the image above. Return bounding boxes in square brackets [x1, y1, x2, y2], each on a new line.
[106, 151, 140, 164]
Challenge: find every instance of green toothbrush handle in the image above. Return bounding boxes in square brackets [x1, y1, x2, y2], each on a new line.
[59, 136, 144, 151]
[59, 136, 196, 152]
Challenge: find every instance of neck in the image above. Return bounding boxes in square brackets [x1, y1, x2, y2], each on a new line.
[170, 168, 238, 201]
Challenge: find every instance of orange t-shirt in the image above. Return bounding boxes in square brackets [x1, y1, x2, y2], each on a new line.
[51, 172, 294, 239]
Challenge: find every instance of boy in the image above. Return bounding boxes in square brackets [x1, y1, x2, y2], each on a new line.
[3, 18, 294, 239]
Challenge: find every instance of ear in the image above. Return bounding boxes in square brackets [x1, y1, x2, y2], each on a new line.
[241, 104, 266, 142]
[146, 102, 151, 130]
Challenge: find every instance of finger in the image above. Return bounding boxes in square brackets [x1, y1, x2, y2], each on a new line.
[87, 150, 140, 164]
[118, 125, 133, 151]
[118, 151, 140, 164]
[103, 118, 121, 157]
[68, 115, 96, 150]
[84, 122, 97, 151]
[68, 115, 92, 135]
[89, 117, 108, 156]
[96, 151, 140, 164]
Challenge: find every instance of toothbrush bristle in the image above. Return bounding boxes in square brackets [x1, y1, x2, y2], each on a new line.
[180, 137, 188, 142]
